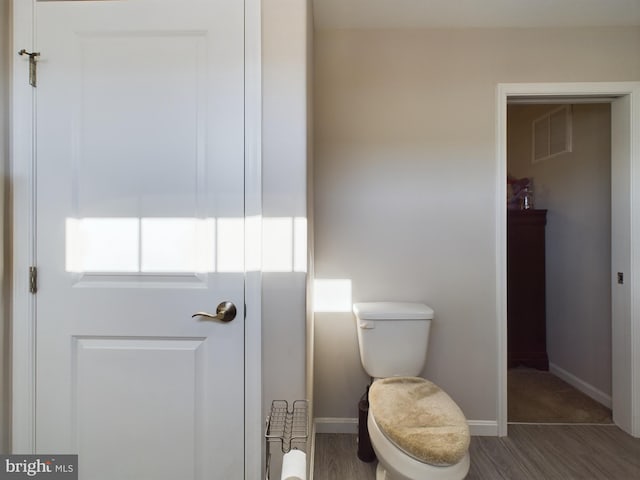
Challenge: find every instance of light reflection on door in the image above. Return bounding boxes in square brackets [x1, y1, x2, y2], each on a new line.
[66, 216, 307, 273]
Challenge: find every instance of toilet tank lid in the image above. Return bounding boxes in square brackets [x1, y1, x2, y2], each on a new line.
[353, 302, 434, 320]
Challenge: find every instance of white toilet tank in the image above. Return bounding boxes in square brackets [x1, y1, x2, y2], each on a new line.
[353, 302, 434, 378]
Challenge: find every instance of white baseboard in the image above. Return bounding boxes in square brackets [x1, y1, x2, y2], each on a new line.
[467, 420, 499, 436]
[549, 363, 612, 409]
[314, 417, 498, 436]
[314, 417, 358, 434]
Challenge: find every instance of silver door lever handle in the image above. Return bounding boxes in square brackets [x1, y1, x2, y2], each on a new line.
[192, 301, 237, 323]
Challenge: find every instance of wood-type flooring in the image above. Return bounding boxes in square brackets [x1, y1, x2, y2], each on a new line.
[314, 425, 640, 479]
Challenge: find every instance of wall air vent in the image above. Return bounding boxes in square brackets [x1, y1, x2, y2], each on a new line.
[532, 105, 572, 163]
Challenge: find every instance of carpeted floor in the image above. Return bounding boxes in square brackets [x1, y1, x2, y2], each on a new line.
[508, 368, 613, 424]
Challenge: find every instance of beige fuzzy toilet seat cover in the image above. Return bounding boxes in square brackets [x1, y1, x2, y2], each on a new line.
[369, 376, 470, 466]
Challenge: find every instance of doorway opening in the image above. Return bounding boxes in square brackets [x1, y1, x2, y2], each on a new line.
[506, 102, 613, 425]
[496, 82, 640, 438]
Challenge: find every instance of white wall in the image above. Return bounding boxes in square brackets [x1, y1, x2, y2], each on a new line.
[0, 0, 10, 454]
[262, 0, 310, 476]
[262, 0, 309, 405]
[508, 103, 612, 401]
[313, 26, 640, 428]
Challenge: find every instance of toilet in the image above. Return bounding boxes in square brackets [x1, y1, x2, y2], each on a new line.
[353, 302, 470, 480]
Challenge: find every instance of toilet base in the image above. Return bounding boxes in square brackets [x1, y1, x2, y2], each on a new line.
[375, 455, 470, 480]
[376, 461, 469, 480]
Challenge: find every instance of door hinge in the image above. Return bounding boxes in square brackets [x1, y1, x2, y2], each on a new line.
[29, 266, 38, 294]
[18, 49, 41, 87]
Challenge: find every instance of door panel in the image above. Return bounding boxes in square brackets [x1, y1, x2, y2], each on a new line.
[35, 1, 244, 478]
[72, 33, 207, 219]
[74, 338, 205, 479]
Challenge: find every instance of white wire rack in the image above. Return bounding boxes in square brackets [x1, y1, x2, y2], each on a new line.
[264, 399, 309, 480]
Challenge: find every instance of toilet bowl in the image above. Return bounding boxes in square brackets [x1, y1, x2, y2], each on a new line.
[368, 412, 470, 480]
[353, 303, 471, 480]
[367, 377, 470, 480]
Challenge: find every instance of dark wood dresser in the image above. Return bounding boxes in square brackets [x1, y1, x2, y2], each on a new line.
[507, 209, 549, 370]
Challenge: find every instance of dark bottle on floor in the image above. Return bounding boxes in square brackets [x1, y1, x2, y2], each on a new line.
[357, 385, 376, 462]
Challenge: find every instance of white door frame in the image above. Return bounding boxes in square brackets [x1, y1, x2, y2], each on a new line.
[496, 82, 640, 437]
[10, 1, 264, 476]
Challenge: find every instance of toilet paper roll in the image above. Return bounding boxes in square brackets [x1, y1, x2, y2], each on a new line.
[281, 449, 306, 480]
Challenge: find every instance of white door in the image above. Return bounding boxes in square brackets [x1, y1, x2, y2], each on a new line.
[34, 1, 245, 478]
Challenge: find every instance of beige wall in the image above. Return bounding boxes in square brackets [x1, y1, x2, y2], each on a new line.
[508, 104, 612, 400]
[313, 26, 640, 426]
[0, 0, 9, 454]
